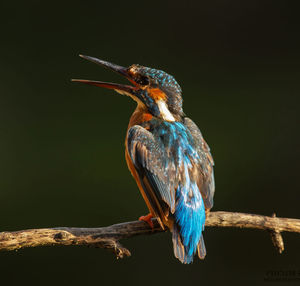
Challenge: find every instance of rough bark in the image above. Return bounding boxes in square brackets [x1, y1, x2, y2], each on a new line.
[1, 211, 299, 258]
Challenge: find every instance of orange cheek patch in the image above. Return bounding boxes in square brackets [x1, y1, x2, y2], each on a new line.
[148, 88, 167, 101]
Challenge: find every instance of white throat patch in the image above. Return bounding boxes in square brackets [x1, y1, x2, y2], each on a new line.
[157, 100, 175, 122]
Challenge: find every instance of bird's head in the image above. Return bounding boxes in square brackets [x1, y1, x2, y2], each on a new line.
[72, 55, 184, 121]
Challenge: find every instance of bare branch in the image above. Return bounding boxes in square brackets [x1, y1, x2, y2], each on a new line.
[0, 211, 299, 258]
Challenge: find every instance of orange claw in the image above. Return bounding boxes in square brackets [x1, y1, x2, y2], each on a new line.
[139, 213, 154, 229]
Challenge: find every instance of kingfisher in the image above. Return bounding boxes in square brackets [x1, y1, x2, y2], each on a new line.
[72, 55, 215, 264]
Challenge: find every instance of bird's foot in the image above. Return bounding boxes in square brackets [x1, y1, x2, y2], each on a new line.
[139, 213, 154, 229]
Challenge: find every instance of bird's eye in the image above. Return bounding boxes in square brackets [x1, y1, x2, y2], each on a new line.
[136, 76, 149, 86]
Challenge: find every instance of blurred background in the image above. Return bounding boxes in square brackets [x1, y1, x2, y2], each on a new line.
[0, 0, 299, 285]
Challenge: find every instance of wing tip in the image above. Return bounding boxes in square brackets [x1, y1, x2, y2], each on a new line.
[197, 235, 207, 260]
[172, 225, 194, 264]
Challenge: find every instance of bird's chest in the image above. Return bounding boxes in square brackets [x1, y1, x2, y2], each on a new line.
[125, 107, 153, 150]
[127, 108, 153, 130]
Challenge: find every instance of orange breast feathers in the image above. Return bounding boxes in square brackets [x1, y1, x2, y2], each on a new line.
[128, 109, 153, 128]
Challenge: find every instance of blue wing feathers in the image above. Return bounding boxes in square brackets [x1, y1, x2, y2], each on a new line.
[127, 119, 214, 263]
[128, 126, 176, 212]
[184, 117, 215, 210]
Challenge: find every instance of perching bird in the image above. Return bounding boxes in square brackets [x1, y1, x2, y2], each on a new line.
[72, 55, 215, 264]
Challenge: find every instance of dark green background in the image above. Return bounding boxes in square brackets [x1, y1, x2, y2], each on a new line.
[0, 1, 299, 285]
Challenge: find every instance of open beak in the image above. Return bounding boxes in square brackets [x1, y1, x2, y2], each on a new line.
[71, 55, 137, 95]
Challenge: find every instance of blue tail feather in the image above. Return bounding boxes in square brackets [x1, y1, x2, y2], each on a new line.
[172, 180, 206, 263]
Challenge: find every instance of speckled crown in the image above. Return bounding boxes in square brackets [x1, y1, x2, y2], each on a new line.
[130, 65, 184, 116]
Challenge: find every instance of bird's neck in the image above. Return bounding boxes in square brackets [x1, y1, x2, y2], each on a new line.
[128, 104, 152, 129]
[128, 102, 182, 130]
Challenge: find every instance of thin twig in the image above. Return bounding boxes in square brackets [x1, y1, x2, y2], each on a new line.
[0, 211, 299, 258]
